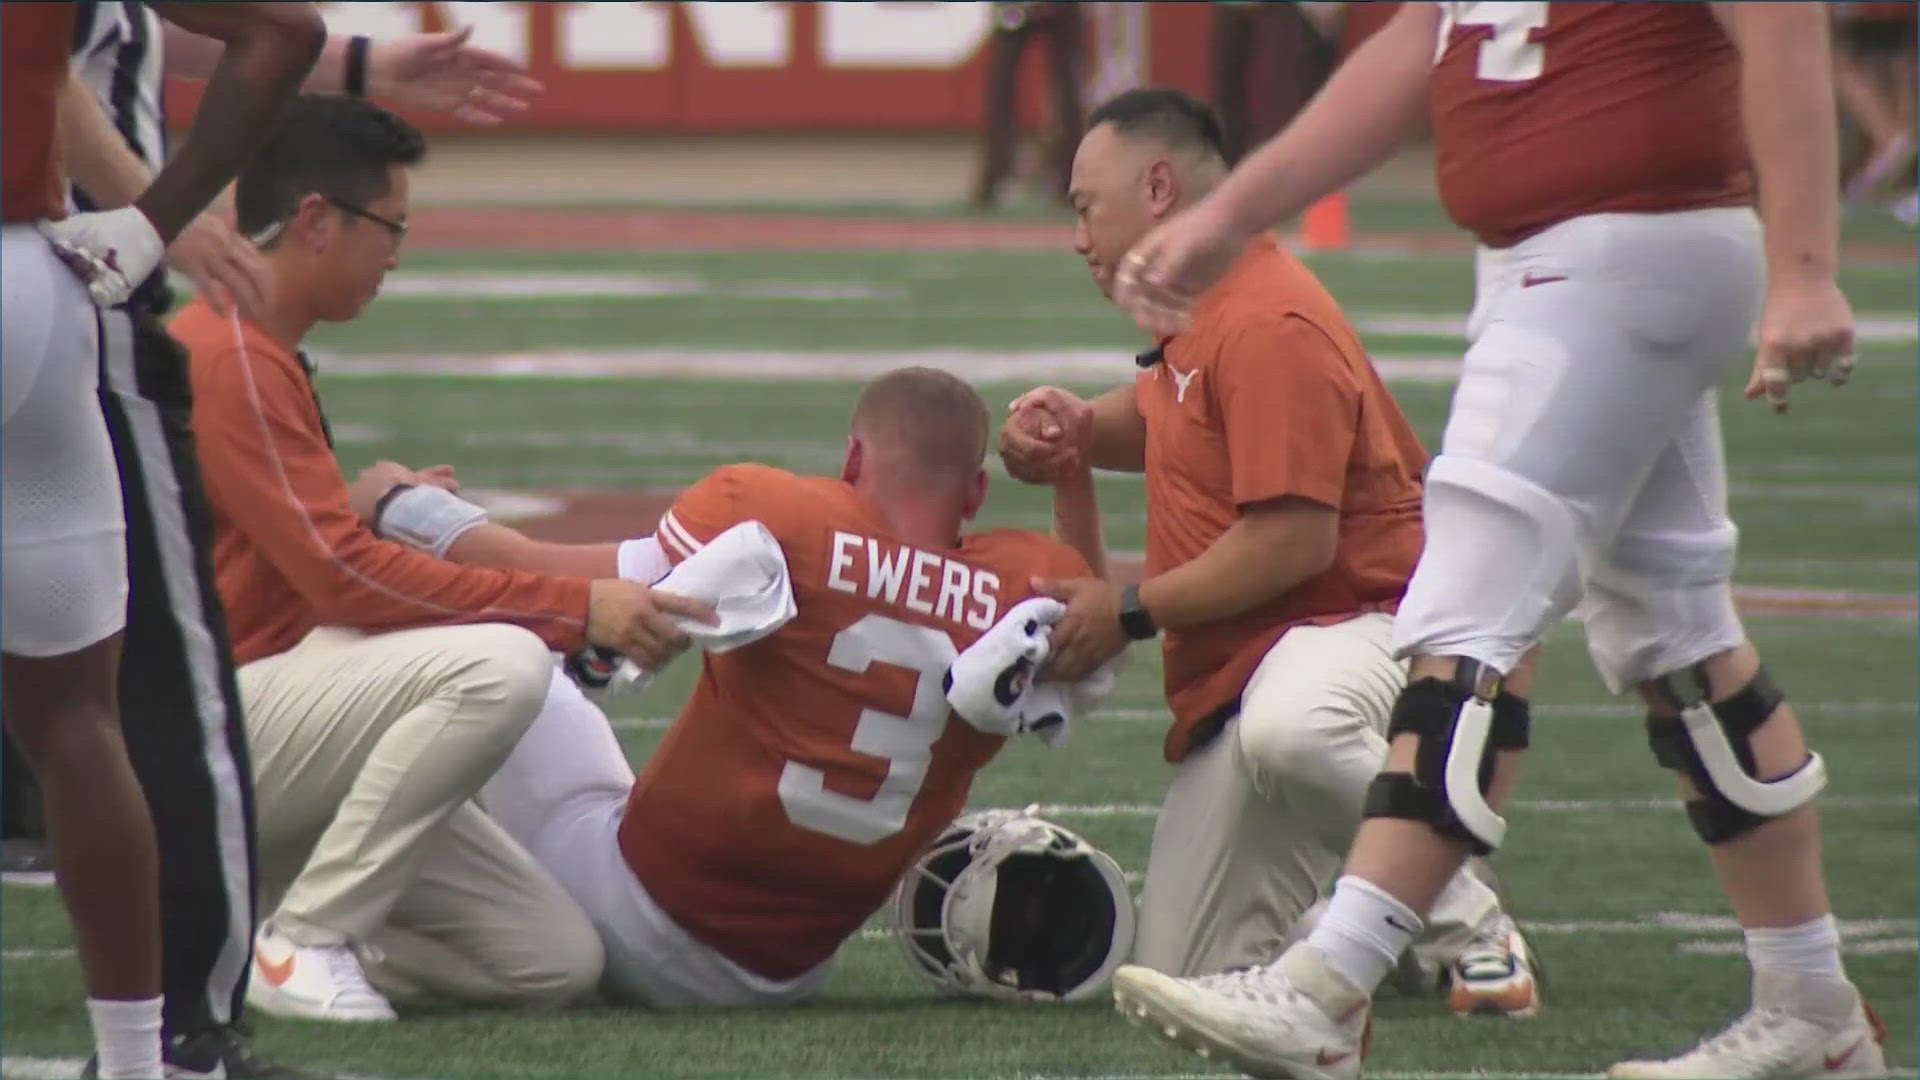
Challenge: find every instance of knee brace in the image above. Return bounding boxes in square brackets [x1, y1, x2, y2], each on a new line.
[1645, 663, 1826, 844]
[1362, 660, 1532, 855]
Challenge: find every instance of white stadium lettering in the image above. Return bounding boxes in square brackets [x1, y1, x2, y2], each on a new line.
[315, 2, 997, 74]
[817, 2, 995, 68]
[685, 1, 793, 68]
[560, 2, 672, 71]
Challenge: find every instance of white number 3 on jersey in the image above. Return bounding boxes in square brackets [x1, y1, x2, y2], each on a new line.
[1438, 1, 1549, 83]
[776, 614, 958, 845]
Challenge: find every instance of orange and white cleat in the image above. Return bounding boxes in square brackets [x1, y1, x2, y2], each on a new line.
[1447, 913, 1542, 1018]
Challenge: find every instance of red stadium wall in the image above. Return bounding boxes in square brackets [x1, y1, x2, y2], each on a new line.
[165, 1, 1220, 135]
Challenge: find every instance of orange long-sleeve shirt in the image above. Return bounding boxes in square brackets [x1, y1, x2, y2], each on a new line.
[172, 299, 591, 665]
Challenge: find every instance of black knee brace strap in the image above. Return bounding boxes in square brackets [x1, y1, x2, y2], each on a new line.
[1362, 664, 1531, 856]
[1645, 664, 1798, 844]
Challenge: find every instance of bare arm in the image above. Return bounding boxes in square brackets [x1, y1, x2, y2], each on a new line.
[165, 22, 541, 126]
[1085, 384, 1148, 473]
[140, 2, 324, 242]
[1210, 1, 1438, 236]
[1710, 2, 1855, 410]
[1050, 470, 1108, 581]
[164, 20, 362, 93]
[58, 67, 271, 315]
[443, 524, 621, 580]
[57, 70, 151, 208]
[1136, 497, 1337, 630]
[1711, 3, 1841, 284]
[1033, 494, 1338, 679]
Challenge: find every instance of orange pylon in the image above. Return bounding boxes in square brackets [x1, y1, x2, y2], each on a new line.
[1302, 192, 1350, 251]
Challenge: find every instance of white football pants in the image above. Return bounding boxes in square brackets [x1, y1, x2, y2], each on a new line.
[1392, 208, 1765, 691]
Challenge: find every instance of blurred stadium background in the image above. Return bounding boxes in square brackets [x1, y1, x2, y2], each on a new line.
[5, 2, 1916, 1078]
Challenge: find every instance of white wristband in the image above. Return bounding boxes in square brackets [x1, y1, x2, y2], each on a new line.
[375, 484, 489, 558]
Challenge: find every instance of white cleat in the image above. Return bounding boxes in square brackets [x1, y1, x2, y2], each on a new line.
[1111, 944, 1372, 1080]
[1609, 974, 1887, 1079]
[1448, 913, 1542, 1018]
[244, 921, 397, 1023]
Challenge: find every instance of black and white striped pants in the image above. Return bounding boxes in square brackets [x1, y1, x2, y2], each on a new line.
[96, 304, 258, 1038]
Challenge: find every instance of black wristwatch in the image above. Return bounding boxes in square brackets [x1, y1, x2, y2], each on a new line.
[1117, 583, 1158, 641]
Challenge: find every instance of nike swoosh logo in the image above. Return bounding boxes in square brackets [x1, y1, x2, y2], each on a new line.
[257, 947, 296, 987]
[1826, 1036, 1865, 1071]
[1384, 914, 1419, 934]
[1520, 272, 1566, 288]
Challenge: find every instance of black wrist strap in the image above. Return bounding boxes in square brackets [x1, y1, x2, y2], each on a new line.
[345, 35, 371, 97]
[1118, 583, 1158, 640]
[371, 482, 415, 534]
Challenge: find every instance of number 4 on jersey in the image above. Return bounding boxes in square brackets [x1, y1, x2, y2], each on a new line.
[1439, 1, 1549, 83]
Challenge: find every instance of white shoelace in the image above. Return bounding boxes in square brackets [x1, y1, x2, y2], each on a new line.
[1188, 966, 1294, 1009]
[1456, 918, 1521, 981]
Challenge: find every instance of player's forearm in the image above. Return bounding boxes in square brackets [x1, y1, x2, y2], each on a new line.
[1717, 2, 1842, 282]
[1208, 2, 1435, 238]
[1051, 470, 1108, 581]
[139, 3, 324, 242]
[1134, 504, 1336, 630]
[166, 21, 366, 95]
[1087, 385, 1148, 472]
[58, 70, 154, 209]
[443, 523, 621, 579]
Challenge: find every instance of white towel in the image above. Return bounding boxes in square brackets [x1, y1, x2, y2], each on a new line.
[612, 520, 797, 693]
[943, 597, 1120, 748]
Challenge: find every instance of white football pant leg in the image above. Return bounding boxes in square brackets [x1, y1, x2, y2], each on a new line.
[1393, 208, 1764, 673]
[1, 225, 128, 657]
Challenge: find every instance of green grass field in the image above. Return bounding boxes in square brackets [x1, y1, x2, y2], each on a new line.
[3, 197, 1915, 1079]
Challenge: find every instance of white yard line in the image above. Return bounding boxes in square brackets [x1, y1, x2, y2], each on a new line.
[1006, 795, 1915, 818]
[1682, 937, 1917, 956]
[352, 273, 1920, 345]
[0, 1060, 398, 1080]
[607, 700, 1919, 733]
[350, 271, 907, 303]
[313, 348, 1470, 384]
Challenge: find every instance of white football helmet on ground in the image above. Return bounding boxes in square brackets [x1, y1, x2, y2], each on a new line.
[890, 806, 1134, 1002]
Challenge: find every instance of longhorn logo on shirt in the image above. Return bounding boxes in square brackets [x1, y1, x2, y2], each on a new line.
[1165, 361, 1200, 404]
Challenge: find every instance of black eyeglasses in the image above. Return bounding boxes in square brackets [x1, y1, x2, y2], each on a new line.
[326, 196, 407, 245]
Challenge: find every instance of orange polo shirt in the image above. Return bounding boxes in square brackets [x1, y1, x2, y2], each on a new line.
[1137, 235, 1427, 762]
[173, 299, 592, 664]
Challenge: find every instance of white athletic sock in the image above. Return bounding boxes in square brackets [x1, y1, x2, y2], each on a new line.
[1303, 875, 1423, 994]
[1745, 914, 1846, 984]
[87, 995, 164, 1079]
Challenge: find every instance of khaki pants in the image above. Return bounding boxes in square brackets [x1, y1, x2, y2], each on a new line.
[1133, 613, 1503, 978]
[243, 624, 602, 1008]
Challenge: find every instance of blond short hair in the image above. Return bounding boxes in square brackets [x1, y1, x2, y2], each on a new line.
[850, 367, 991, 483]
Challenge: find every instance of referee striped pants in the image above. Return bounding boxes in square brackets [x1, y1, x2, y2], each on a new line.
[96, 304, 258, 1039]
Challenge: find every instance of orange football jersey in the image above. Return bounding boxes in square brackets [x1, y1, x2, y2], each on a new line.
[1430, 2, 1752, 247]
[2, 2, 77, 223]
[618, 464, 1092, 981]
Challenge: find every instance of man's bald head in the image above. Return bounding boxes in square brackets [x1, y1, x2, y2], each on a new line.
[849, 367, 991, 486]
